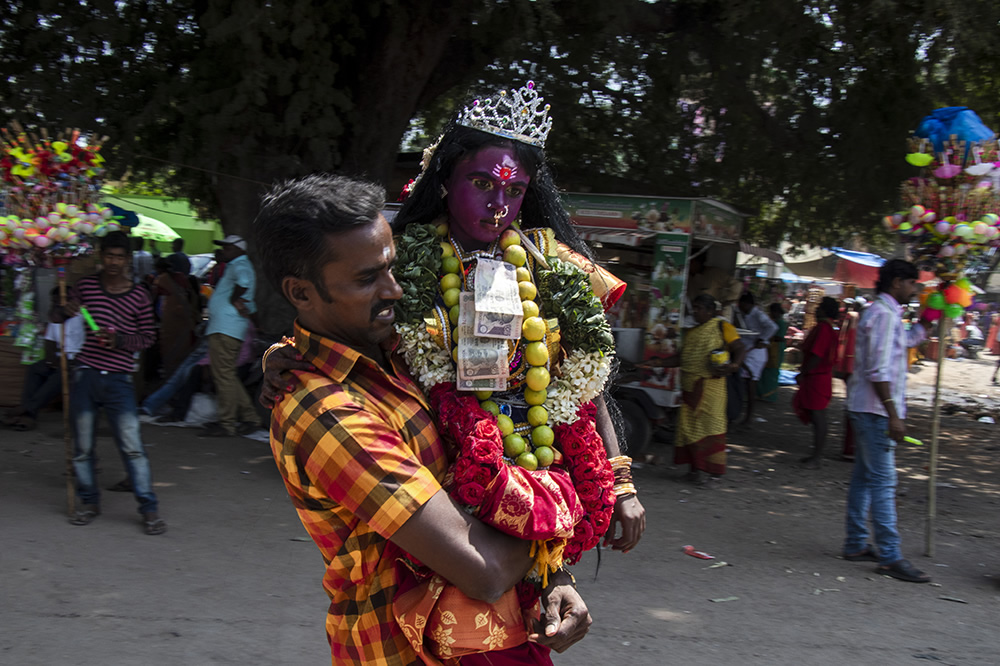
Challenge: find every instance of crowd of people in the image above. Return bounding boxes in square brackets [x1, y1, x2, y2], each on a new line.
[4, 231, 273, 537]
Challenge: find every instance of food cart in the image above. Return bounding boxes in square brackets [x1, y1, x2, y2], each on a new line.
[564, 193, 745, 453]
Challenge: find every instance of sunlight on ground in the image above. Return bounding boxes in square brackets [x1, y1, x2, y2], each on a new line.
[646, 608, 695, 622]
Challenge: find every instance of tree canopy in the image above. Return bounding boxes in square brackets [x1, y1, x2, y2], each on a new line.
[3, 0, 1000, 248]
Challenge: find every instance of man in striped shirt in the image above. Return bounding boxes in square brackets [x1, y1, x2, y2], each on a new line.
[843, 259, 929, 582]
[55, 231, 166, 535]
[254, 174, 590, 665]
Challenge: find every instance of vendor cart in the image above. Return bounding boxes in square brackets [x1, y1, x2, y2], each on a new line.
[565, 193, 746, 454]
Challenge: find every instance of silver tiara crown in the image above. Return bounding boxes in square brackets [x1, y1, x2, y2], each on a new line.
[456, 81, 553, 148]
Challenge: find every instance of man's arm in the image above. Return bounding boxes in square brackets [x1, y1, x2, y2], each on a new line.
[303, 404, 533, 603]
[391, 490, 534, 603]
[113, 290, 157, 352]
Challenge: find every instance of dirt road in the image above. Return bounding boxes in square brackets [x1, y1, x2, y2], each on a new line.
[2, 355, 998, 665]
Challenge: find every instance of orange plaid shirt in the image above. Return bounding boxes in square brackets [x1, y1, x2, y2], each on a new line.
[270, 322, 448, 665]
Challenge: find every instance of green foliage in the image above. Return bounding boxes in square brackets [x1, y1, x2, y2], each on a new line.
[4, 0, 1000, 249]
[392, 223, 443, 324]
[536, 257, 615, 355]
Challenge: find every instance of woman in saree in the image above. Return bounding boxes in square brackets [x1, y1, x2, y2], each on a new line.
[757, 302, 788, 402]
[665, 293, 745, 484]
[793, 297, 840, 468]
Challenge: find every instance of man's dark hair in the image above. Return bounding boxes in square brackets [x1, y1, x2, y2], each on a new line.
[253, 173, 385, 302]
[102, 231, 131, 254]
[155, 258, 172, 273]
[875, 258, 918, 294]
[172, 238, 184, 252]
[817, 296, 839, 321]
[739, 292, 755, 306]
[768, 302, 784, 318]
[131, 236, 144, 251]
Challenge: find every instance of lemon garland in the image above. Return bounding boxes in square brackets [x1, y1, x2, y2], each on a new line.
[393, 221, 615, 470]
[437, 224, 557, 470]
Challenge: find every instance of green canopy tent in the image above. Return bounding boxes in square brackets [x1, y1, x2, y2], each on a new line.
[102, 193, 224, 254]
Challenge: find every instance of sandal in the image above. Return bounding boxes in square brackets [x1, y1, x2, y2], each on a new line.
[876, 558, 931, 583]
[843, 545, 879, 562]
[143, 512, 167, 536]
[69, 505, 101, 526]
[10, 416, 36, 431]
[2, 408, 26, 426]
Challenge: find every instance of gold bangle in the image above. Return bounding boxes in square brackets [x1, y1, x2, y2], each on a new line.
[882, 398, 894, 404]
[608, 455, 633, 470]
[614, 483, 637, 498]
[261, 339, 293, 374]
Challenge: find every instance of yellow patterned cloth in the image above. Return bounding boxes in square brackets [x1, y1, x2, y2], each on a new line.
[394, 575, 535, 665]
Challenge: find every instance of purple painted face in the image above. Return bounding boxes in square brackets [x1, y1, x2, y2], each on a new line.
[445, 145, 531, 249]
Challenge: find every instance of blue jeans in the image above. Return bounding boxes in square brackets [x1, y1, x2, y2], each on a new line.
[844, 411, 900, 564]
[71, 367, 158, 514]
[141, 340, 207, 417]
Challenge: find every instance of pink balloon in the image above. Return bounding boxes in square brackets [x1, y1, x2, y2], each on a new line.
[921, 308, 942, 324]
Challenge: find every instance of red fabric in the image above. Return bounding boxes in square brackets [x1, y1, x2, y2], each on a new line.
[835, 312, 858, 375]
[793, 321, 837, 420]
[833, 259, 935, 289]
[673, 433, 727, 475]
[833, 259, 878, 289]
[987, 314, 1000, 355]
[460, 642, 553, 665]
[477, 464, 583, 541]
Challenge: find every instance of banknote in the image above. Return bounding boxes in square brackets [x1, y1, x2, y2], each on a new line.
[457, 292, 508, 380]
[458, 345, 506, 378]
[474, 310, 521, 339]
[456, 375, 508, 392]
[473, 259, 523, 340]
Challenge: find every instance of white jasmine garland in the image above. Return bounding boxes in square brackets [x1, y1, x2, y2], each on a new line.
[395, 322, 455, 391]
[546, 349, 613, 425]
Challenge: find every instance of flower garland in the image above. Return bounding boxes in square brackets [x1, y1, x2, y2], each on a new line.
[394, 321, 455, 388]
[431, 384, 615, 576]
[544, 349, 613, 425]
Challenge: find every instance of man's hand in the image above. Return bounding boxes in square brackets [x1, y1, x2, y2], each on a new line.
[259, 343, 313, 408]
[888, 415, 906, 443]
[529, 570, 591, 653]
[95, 328, 116, 349]
[604, 494, 645, 553]
[233, 297, 250, 318]
[710, 362, 736, 378]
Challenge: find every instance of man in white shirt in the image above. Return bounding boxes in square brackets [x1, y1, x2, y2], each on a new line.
[733, 292, 779, 425]
[132, 236, 154, 283]
[3, 315, 84, 431]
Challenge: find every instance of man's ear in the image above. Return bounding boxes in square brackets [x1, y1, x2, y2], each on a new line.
[282, 276, 315, 310]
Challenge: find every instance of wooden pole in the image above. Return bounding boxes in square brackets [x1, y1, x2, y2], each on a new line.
[924, 311, 947, 557]
[58, 267, 74, 516]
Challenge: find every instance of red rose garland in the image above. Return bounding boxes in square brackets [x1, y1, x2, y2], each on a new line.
[428, 382, 615, 569]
